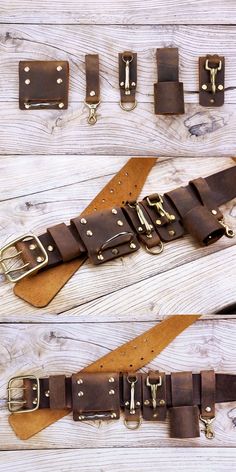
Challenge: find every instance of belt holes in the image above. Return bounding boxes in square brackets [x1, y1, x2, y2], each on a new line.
[94, 207, 97, 211]
[129, 192, 132, 196]
[140, 357, 144, 361]
[134, 184, 137, 188]
[100, 365, 103, 368]
[129, 364, 133, 367]
[151, 350, 154, 353]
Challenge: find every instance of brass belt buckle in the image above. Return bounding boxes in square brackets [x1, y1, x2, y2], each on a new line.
[0, 234, 48, 282]
[7, 375, 40, 413]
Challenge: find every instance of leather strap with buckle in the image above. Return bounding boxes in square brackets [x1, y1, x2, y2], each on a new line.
[1, 165, 235, 284]
[119, 51, 137, 111]
[85, 54, 100, 124]
[199, 55, 225, 107]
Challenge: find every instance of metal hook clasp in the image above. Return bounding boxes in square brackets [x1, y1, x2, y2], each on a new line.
[219, 218, 235, 238]
[122, 53, 133, 96]
[85, 101, 100, 125]
[205, 59, 222, 95]
[200, 415, 215, 439]
[146, 195, 176, 223]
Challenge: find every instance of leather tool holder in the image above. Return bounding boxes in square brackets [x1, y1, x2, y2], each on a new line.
[85, 54, 100, 124]
[142, 371, 167, 421]
[72, 207, 140, 265]
[169, 372, 200, 438]
[119, 51, 137, 111]
[19, 61, 69, 110]
[122, 373, 142, 426]
[199, 55, 225, 107]
[154, 48, 185, 115]
[200, 370, 216, 439]
[72, 373, 120, 421]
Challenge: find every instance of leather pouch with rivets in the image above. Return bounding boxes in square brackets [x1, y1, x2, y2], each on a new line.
[72, 207, 140, 265]
[141, 195, 184, 242]
[19, 61, 69, 110]
[71, 372, 120, 421]
[142, 371, 167, 421]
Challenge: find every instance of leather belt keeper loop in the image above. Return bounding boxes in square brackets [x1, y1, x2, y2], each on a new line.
[154, 48, 184, 115]
[85, 54, 100, 104]
[201, 370, 215, 419]
[47, 223, 84, 262]
[183, 206, 225, 245]
[189, 178, 223, 221]
[49, 375, 66, 409]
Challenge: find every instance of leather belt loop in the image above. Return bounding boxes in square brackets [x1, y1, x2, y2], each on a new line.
[200, 370, 216, 419]
[169, 372, 200, 438]
[48, 375, 66, 409]
[189, 177, 223, 221]
[154, 48, 185, 115]
[85, 54, 100, 125]
[199, 54, 225, 107]
[119, 51, 137, 111]
[171, 371, 194, 406]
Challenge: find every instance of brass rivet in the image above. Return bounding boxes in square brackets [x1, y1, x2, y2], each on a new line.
[80, 218, 87, 224]
[120, 81, 124, 87]
[97, 254, 104, 261]
[210, 99, 214, 103]
[112, 248, 119, 255]
[86, 230, 93, 237]
[153, 413, 158, 418]
[205, 406, 212, 412]
[159, 399, 165, 406]
[211, 209, 217, 215]
[24, 66, 30, 72]
[77, 379, 83, 384]
[112, 209, 118, 214]
[146, 234, 152, 239]
[24, 103, 30, 109]
[130, 242, 136, 249]
[57, 78, 63, 84]
[78, 391, 84, 397]
[156, 219, 162, 225]
[125, 401, 129, 406]
[32, 384, 37, 391]
[111, 412, 117, 419]
[202, 84, 207, 90]
[37, 256, 44, 263]
[138, 227, 143, 232]
[47, 245, 54, 252]
[144, 400, 150, 406]
[45, 390, 50, 397]
[90, 90, 95, 96]
[125, 172, 129, 176]
[57, 65, 62, 71]
[131, 81, 136, 87]
[117, 220, 123, 226]
[110, 189, 114, 193]
[168, 230, 175, 236]
[109, 377, 115, 383]
[136, 401, 140, 406]
[78, 415, 85, 420]
[25, 79, 30, 85]
[29, 244, 36, 250]
[218, 84, 224, 91]
[109, 389, 115, 395]
[32, 399, 38, 405]
[58, 102, 64, 109]
[118, 181, 122, 185]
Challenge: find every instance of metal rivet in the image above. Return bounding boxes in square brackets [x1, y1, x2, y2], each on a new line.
[168, 230, 175, 236]
[131, 81, 136, 87]
[24, 103, 30, 109]
[80, 218, 87, 224]
[58, 102, 64, 109]
[45, 390, 50, 398]
[130, 242, 136, 249]
[57, 65, 62, 72]
[25, 79, 30, 85]
[156, 219, 162, 225]
[32, 399, 38, 405]
[47, 245, 54, 252]
[112, 248, 119, 255]
[118, 181, 122, 185]
[32, 384, 38, 391]
[90, 90, 95, 96]
[153, 413, 158, 418]
[24, 66, 30, 72]
[97, 254, 104, 261]
[218, 84, 224, 91]
[109, 389, 115, 395]
[111, 412, 117, 419]
[205, 406, 212, 412]
[210, 98, 214, 103]
[112, 209, 118, 214]
[86, 230, 93, 236]
[202, 84, 207, 90]
[110, 189, 114, 193]
[78, 415, 85, 420]
[120, 82, 124, 87]
[78, 391, 84, 397]
[136, 402, 140, 406]
[125, 401, 129, 406]
[37, 256, 44, 263]
[117, 220, 123, 226]
[138, 227, 143, 232]
[109, 377, 115, 383]
[146, 234, 152, 239]
[130, 409, 135, 415]
[211, 209, 217, 215]
[159, 399, 166, 406]
[29, 244, 36, 250]
[144, 400, 150, 406]
[57, 78, 63, 84]
[77, 379, 83, 384]
[125, 172, 128, 176]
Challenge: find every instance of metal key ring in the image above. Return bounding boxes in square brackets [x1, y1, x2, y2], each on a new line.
[145, 241, 164, 255]
[119, 100, 137, 112]
[124, 418, 142, 430]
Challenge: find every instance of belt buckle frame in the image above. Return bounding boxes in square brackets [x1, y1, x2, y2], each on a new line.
[7, 375, 40, 413]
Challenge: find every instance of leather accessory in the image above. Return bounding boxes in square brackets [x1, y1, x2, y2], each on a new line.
[154, 48, 184, 115]
[119, 51, 137, 111]
[8, 315, 200, 439]
[199, 55, 225, 107]
[85, 54, 100, 124]
[2, 165, 235, 291]
[19, 61, 69, 110]
[10, 158, 156, 307]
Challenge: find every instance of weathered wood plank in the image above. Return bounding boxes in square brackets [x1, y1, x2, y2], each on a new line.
[0, 103, 236, 156]
[1, 319, 236, 448]
[0, 25, 236, 103]
[1, 1, 236, 24]
[1, 448, 236, 471]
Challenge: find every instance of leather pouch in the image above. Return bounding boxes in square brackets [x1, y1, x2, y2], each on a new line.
[73, 207, 140, 265]
[72, 372, 120, 421]
[183, 206, 225, 245]
[19, 61, 69, 110]
[169, 405, 200, 438]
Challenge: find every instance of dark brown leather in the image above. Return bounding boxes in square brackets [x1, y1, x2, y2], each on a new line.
[123, 373, 142, 423]
[142, 371, 167, 421]
[200, 370, 215, 419]
[85, 54, 100, 104]
[19, 61, 69, 110]
[199, 55, 224, 107]
[154, 48, 184, 115]
[170, 405, 200, 438]
[119, 51, 137, 108]
[49, 375, 66, 409]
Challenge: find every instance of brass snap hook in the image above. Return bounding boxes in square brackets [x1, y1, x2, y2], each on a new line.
[205, 59, 222, 95]
[85, 101, 100, 125]
[219, 219, 235, 238]
[200, 415, 215, 439]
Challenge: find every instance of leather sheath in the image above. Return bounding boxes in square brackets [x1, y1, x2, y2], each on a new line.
[154, 48, 184, 115]
[9, 314, 200, 439]
[13, 158, 157, 307]
[85, 54, 100, 105]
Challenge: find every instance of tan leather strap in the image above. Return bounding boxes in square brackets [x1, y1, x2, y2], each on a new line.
[9, 314, 200, 439]
[13, 158, 156, 307]
[154, 48, 184, 115]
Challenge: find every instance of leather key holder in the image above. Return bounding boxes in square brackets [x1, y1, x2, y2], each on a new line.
[8, 315, 200, 439]
[19, 61, 69, 110]
[119, 51, 137, 111]
[154, 48, 185, 115]
[85, 54, 100, 124]
[199, 55, 225, 107]
[1, 164, 235, 291]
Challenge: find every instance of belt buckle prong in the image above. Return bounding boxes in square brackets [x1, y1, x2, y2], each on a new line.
[7, 375, 40, 413]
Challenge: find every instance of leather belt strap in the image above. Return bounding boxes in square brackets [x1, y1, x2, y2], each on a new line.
[12, 158, 156, 307]
[9, 314, 200, 439]
[154, 48, 184, 115]
[85, 54, 100, 124]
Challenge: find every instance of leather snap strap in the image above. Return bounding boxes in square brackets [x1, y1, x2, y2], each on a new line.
[85, 54, 100, 124]
[199, 54, 225, 107]
[119, 51, 137, 111]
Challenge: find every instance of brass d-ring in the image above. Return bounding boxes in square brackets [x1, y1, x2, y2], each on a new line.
[145, 241, 164, 255]
[124, 418, 142, 430]
[119, 100, 137, 112]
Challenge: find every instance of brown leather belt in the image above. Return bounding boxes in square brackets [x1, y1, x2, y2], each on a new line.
[7, 370, 236, 439]
[1, 165, 235, 284]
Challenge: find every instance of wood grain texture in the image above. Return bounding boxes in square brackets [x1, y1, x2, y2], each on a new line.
[0, 157, 235, 320]
[0, 25, 236, 104]
[1, 319, 236, 449]
[1, 1, 236, 24]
